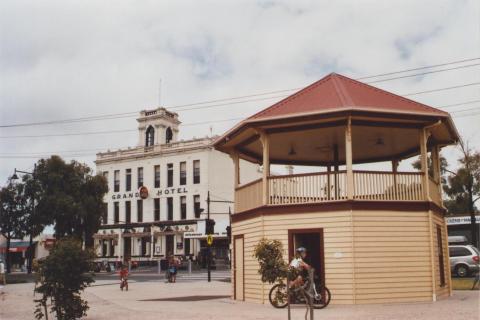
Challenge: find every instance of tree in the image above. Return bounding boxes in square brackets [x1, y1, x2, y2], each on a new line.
[443, 143, 480, 247]
[0, 182, 26, 273]
[412, 155, 449, 184]
[34, 238, 95, 320]
[16, 175, 47, 273]
[253, 238, 288, 284]
[34, 156, 108, 248]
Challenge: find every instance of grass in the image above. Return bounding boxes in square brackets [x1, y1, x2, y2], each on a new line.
[452, 277, 479, 290]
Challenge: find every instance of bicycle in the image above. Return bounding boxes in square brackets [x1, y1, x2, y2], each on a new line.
[269, 268, 331, 309]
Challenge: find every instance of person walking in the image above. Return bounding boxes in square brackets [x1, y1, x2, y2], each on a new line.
[167, 254, 179, 283]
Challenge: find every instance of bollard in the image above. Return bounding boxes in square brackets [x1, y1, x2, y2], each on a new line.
[158, 259, 161, 274]
[188, 260, 192, 274]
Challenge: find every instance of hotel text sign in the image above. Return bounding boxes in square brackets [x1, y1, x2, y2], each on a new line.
[111, 187, 188, 200]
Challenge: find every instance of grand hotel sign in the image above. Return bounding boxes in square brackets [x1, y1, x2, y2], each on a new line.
[111, 186, 188, 200]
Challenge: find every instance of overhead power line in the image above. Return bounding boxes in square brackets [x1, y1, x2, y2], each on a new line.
[403, 82, 480, 96]
[0, 57, 479, 129]
[1, 99, 479, 139]
[1, 109, 479, 157]
[367, 63, 480, 84]
[356, 57, 480, 80]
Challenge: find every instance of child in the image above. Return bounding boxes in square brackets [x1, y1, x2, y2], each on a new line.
[119, 265, 129, 291]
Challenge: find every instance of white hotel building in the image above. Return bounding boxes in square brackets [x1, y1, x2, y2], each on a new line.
[93, 107, 259, 264]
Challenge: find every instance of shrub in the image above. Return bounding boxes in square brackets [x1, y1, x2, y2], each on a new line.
[253, 238, 289, 284]
[34, 238, 95, 320]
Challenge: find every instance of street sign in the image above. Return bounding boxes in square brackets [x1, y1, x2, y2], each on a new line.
[207, 234, 213, 246]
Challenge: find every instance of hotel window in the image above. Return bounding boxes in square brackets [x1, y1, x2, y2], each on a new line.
[125, 169, 132, 192]
[180, 196, 187, 220]
[154, 165, 160, 188]
[145, 125, 155, 147]
[114, 170, 120, 192]
[102, 171, 109, 191]
[166, 127, 173, 144]
[137, 200, 143, 223]
[180, 162, 187, 185]
[167, 197, 173, 220]
[194, 195, 201, 218]
[137, 167, 144, 188]
[102, 203, 108, 224]
[167, 163, 173, 187]
[193, 160, 200, 184]
[114, 202, 119, 223]
[125, 201, 131, 223]
[154, 198, 160, 221]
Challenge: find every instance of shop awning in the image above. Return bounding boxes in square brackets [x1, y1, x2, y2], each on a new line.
[0, 241, 35, 253]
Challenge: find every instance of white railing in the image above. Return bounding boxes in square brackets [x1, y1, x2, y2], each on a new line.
[353, 171, 424, 201]
[268, 171, 347, 205]
[235, 178, 263, 213]
[233, 170, 430, 213]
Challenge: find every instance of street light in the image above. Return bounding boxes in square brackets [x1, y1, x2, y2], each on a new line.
[11, 166, 36, 274]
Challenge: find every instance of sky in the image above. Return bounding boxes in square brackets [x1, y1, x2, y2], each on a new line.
[0, 0, 479, 183]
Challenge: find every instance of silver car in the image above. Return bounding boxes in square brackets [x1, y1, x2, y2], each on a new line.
[449, 245, 479, 277]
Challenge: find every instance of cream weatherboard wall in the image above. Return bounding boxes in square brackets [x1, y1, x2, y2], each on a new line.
[231, 209, 451, 305]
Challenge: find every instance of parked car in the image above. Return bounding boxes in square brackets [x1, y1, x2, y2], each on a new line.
[449, 245, 479, 277]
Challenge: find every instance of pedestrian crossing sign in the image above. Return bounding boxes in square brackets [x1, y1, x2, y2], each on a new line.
[207, 234, 213, 246]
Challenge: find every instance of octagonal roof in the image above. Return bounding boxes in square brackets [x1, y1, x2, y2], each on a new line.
[249, 73, 448, 121]
[214, 73, 459, 165]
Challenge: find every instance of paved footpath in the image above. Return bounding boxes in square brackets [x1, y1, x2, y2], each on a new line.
[1, 279, 479, 320]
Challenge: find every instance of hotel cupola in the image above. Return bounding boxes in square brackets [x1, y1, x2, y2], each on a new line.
[137, 108, 180, 147]
[214, 73, 459, 304]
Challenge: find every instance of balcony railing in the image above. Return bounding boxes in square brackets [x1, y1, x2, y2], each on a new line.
[269, 171, 347, 205]
[235, 178, 263, 213]
[353, 171, 423, 201]
[234, 170, 443, 213]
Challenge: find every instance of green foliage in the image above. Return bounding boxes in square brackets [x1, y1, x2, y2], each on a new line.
[34, 156, 108, 247]
[412, 155, 448, 184]
[17, 174, 47, 238]
[253, 238, 288, 284]
[34, 238, 95, 320]
[0, 182, 27, 273]
[443, 148, 480, 214]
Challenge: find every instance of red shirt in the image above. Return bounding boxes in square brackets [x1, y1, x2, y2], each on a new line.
[120, 269, 128, 279]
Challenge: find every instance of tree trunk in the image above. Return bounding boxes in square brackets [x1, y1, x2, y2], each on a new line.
[468, 187, 478, 248]
[28, 233, 33, 274]
[6, 234, 11, 274]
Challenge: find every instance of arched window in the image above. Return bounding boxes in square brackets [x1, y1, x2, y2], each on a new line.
[166, 127, 173, 144]
[145, 126, 155, 146]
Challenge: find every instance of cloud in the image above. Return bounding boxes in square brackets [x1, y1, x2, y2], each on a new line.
[0, 0, 479, 182]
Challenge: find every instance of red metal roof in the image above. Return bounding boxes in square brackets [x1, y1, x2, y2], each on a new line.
[249, 73, 449, 121]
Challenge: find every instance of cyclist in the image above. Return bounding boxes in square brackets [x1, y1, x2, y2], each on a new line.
[119, 264, 129, 291]
[289, 247, 310, 288]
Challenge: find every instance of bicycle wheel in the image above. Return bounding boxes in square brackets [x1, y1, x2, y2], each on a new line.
[269, 283, 289, 308]
[312, 286, 331, 309]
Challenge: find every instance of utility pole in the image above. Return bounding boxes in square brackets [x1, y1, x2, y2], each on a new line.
[207, 191, 211, 282]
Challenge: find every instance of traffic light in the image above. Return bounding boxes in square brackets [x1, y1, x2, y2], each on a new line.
[205, 219, 215, 234]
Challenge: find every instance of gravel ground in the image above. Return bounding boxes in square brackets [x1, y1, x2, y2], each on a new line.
[1, 280, 479, 320]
